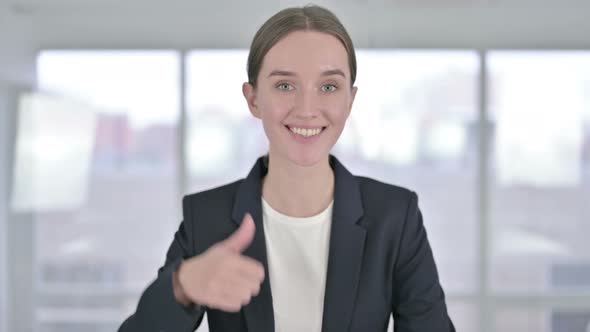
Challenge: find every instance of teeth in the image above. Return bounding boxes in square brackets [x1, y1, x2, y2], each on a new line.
[289, 126, 323, 137]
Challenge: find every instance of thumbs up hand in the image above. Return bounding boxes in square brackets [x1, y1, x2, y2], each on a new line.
[173, 213, 265, 312]
[219, 212, 257, 253]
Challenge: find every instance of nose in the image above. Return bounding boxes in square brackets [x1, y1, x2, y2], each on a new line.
[293, 88, 319, 119]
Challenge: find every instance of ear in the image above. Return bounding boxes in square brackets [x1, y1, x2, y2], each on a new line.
[242, 82, 261, 119]
[346, 86, 358, 118]
[350, 86, 358, 107]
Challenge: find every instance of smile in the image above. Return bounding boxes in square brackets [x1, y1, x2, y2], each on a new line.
[285, 125, 327, 138]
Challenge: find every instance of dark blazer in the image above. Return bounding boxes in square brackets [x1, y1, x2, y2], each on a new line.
[119, 155, 455, 332]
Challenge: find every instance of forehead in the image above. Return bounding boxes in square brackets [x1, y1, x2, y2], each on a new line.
[260, 30, 350, 77]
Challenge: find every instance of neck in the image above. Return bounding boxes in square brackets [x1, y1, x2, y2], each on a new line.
[262, 152, 335, 218]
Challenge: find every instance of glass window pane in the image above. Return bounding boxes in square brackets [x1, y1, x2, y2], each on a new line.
[387, 300, 478, 331]
[186, 49, 480, 294]
[34, 50, 180, 331]
[489, 51, 590, 293]
[448, 300, 480, 332]
[495, 307, 590, 332]
[186, 50, 267, 193]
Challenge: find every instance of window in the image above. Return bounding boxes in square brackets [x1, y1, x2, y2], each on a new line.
[488, 51, 590, 331]
[495, 307, 590, 332]
[488, 52, 590, 293]
[11, 48, 588, 332]
[28, 50, 180, 331]
[185, 50, 266, 194]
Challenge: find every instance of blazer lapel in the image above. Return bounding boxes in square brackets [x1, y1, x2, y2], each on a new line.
[321, 156, 366, 332]
[232, 156, 274, 332]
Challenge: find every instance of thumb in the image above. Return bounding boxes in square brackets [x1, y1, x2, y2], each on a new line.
[221, 213, 256, 253]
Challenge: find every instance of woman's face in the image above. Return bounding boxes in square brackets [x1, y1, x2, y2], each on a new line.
[243, 30, 357, 167]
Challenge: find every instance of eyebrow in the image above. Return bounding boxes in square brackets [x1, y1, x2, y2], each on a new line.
[267, 69, 346, 78]
[321, 69, 346, 78]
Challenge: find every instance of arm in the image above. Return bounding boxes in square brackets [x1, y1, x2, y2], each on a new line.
[118, 198, 205, 332]
[392, 192, 455, 332]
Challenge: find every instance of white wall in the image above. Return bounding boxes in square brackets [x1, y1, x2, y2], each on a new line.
[0, 82, 8, 332]
[2, 0, 590, 89]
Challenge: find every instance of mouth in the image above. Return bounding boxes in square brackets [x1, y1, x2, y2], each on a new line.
[284, 125, 328, 138]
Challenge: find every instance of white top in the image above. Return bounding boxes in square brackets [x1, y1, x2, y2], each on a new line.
[262, 197, 334, 332]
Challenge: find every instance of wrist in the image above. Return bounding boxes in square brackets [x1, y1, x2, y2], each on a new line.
[173, 262, 191, 306]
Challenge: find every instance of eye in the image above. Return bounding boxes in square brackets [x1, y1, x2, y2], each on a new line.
[276, 83, 293, 91]
[321, 84, 338, 92]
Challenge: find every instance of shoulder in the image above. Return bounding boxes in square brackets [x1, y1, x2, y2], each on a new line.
[354, 176, 418, 218]
[355, 175, 416, 202]
[180, 179, 244, 244]
[177, 179, 245, 254]
[182, 179, 244, 209]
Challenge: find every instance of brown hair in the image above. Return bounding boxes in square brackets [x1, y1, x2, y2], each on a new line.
[246, 4, 357, 88]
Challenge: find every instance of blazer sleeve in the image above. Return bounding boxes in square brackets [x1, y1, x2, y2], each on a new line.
[392, 192, 456, 332]
[118, 197, 205, 332]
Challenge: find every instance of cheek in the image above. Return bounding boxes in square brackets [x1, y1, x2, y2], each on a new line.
[260, 95, 292, 122]
[257, 98, 292, 138]
[325, 98, 352, 124]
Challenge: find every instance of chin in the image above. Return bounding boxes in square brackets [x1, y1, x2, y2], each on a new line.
[287, 151, 328, 168]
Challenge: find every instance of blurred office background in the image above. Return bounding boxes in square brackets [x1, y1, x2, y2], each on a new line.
[1, 0, 590, 331]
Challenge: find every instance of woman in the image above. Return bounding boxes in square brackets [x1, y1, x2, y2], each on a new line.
[119, 5, 455, 332]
